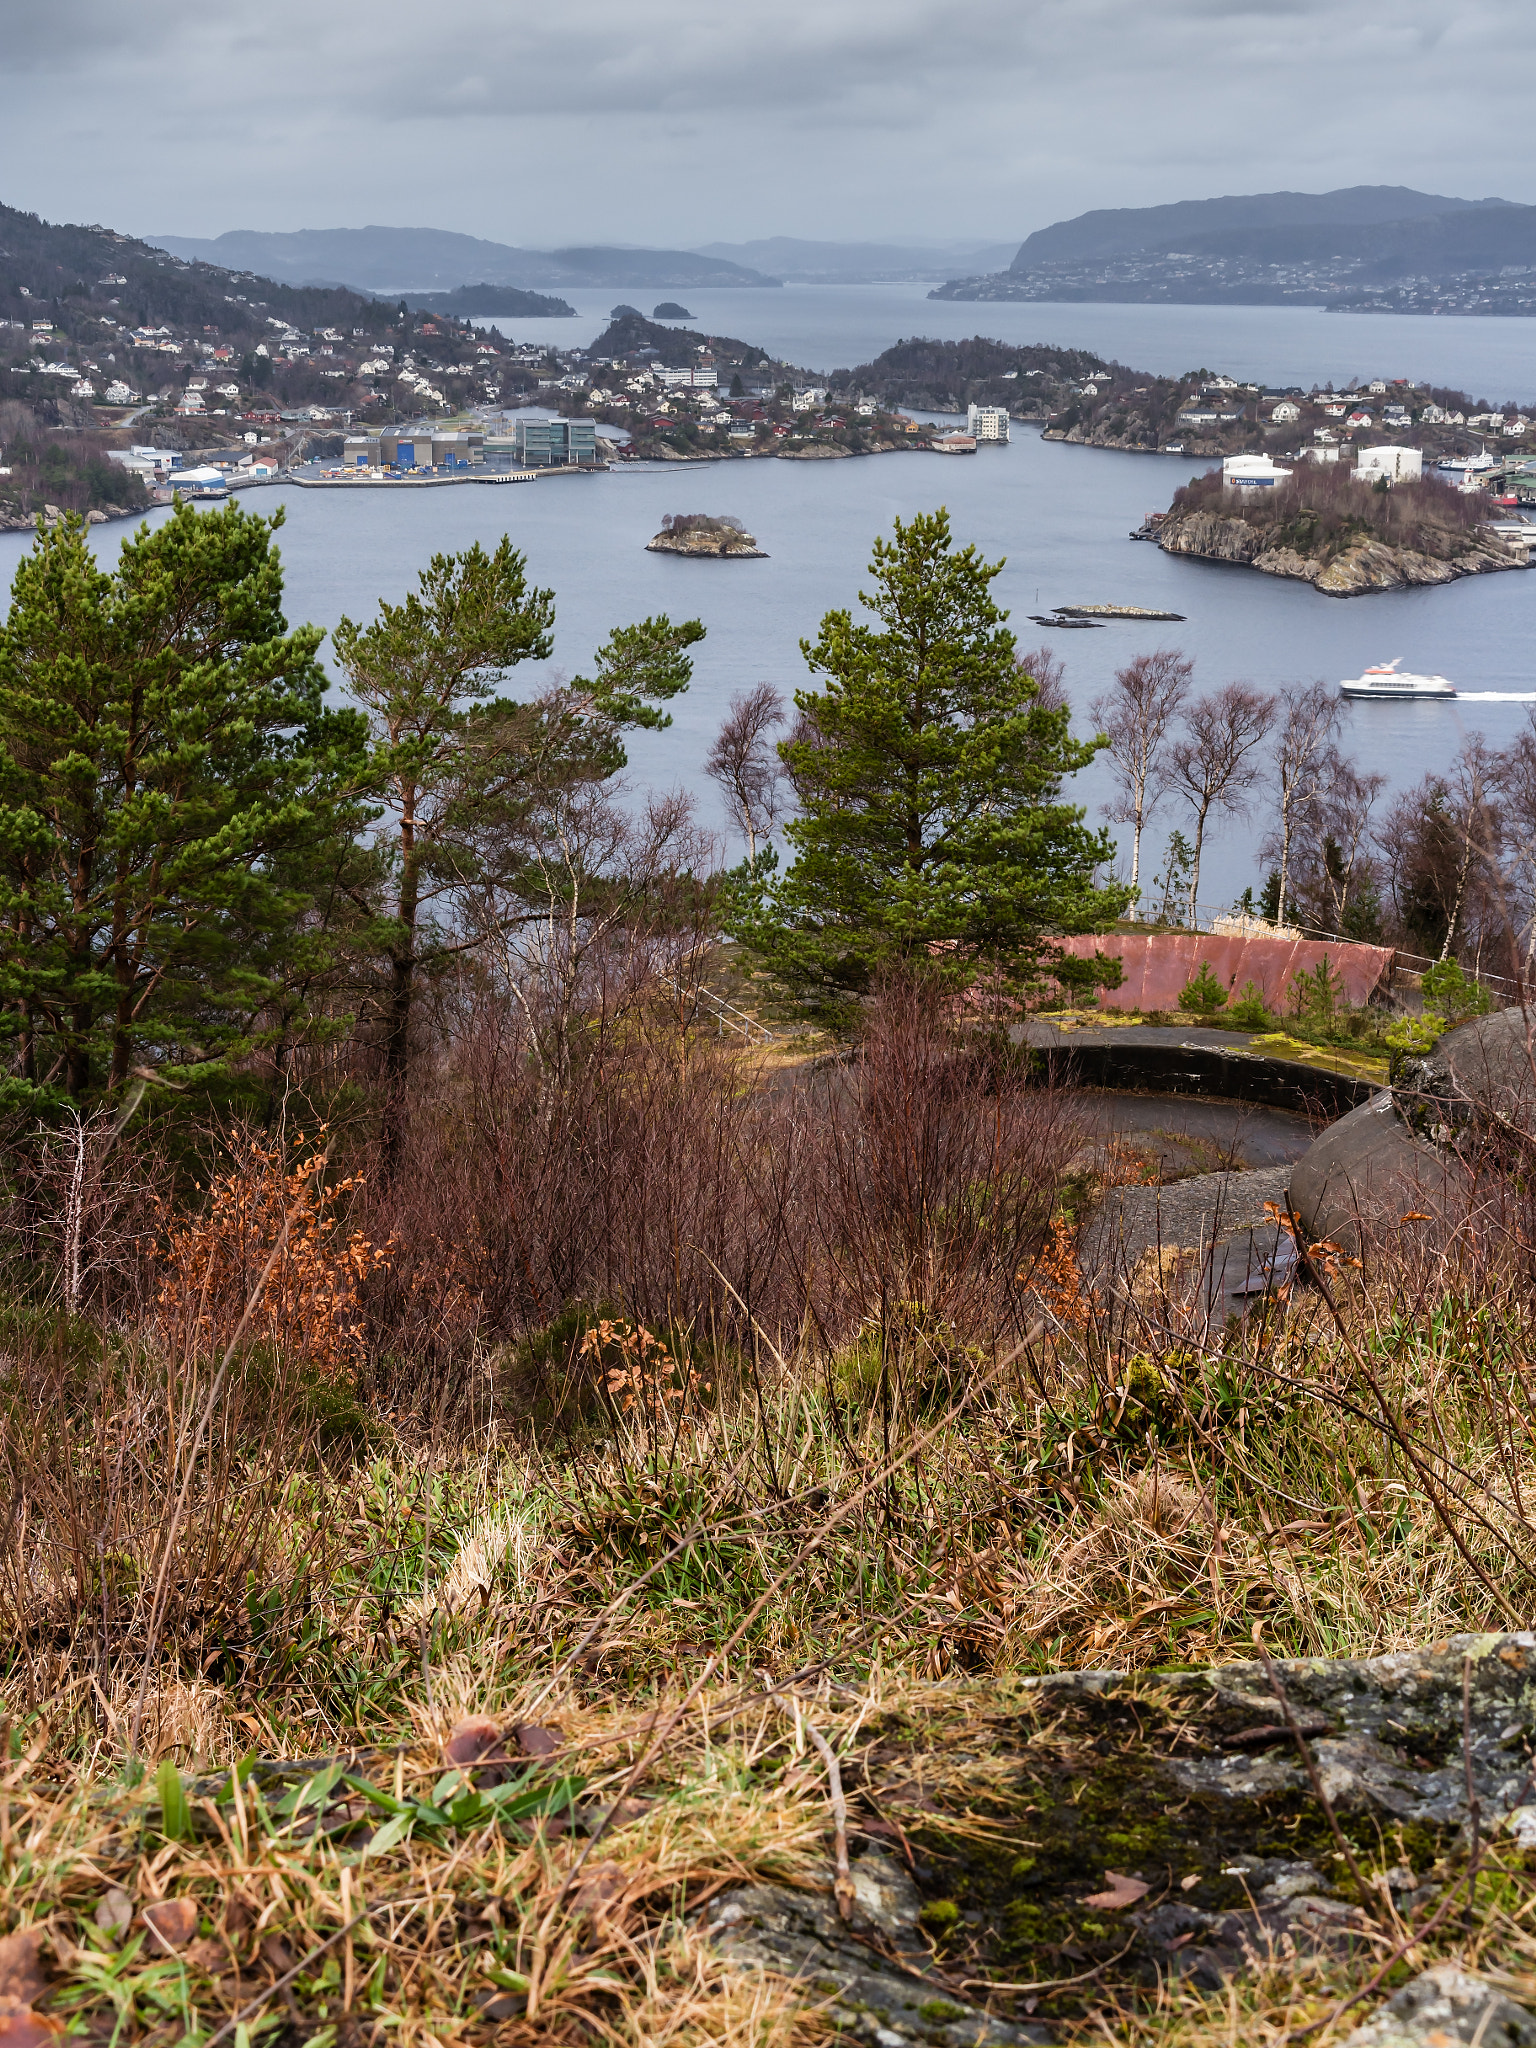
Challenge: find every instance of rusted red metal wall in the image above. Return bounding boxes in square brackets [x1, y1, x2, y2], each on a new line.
[1051, 932, 1394, 1011]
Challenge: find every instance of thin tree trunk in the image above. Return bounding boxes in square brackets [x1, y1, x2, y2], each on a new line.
[1277, 793, 1293, 929]
[380, 783, 420, 1177]
[1441, 818, 1477, 962]
[1186, 797, 1211, 929]
[1129, 796, 1143, 895]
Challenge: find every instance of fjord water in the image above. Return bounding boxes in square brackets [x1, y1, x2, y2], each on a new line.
[479, 280, 1536, 400]
[5, 291, 1533, 898]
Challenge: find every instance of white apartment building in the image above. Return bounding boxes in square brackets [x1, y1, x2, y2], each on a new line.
[966, 403, 1010, 442]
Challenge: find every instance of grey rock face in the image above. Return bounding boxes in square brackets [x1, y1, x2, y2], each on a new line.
[1342, 1966, 1536, 2048]
[702, 1850, 1047, 2047]
[1033, 1633, 1536, 1834]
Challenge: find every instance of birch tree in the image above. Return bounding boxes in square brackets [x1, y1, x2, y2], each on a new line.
[1271, 682, 1341, 928]
[1167, 683, 1274, 925]
[705, 683, 787, 864]
[1089, 650, 1192, 906]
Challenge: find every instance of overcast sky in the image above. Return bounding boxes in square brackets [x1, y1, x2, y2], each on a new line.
[3, 0, 1532, 249]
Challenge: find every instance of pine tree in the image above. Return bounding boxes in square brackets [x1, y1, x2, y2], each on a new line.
[728, 510, 1129, 1008]
[333, 538, 704, 1163]
[0, 504, 366, 1106]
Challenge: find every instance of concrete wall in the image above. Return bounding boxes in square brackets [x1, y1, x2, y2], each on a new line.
[1050, 931, 1395, 1011]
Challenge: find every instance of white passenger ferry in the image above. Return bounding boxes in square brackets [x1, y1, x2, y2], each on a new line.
[1339, 658, 1456, 701]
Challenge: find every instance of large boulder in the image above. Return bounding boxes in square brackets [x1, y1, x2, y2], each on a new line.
[1290, 1007, 1536, 1251]
[1288, 1091, 1444, 1252]
[1398, 1004, 1536, 1135]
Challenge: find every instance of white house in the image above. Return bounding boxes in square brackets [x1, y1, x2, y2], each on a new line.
[1269, 400, 1302, 423]
[966, 403, 1010, 442]
[1223, 453, 1293, 489]
[1355, 444, 1422, 484]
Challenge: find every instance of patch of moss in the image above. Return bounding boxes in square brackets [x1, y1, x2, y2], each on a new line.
[899, 1687, 1453, 2018]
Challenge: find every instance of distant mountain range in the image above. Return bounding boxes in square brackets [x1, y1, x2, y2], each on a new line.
[692, 237, 1019, 281]
[930, 187, 1536, 309]
[145, 227, 1028, 294]
[147, 227, 782, 293]
[1008, 186, 1508, 267]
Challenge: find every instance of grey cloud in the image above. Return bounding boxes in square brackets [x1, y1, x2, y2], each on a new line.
[0, 0, 1533, 245]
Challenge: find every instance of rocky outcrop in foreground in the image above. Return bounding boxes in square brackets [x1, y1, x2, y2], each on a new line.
[702, 1634, 1536, 2041]
[1155, 506, 1528, 594]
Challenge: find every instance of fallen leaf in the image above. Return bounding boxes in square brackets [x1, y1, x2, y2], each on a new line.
[513, 1723, 561, 1757]
[260, 1935, 294, 1975]
[1082, 1871, 1151, 1910]
[444, 1717, 507, 1766]
[572, 1860, 628, 1927]
[223, 1895, 256, 1936]
[183, 1939, 229, 1974]
[142, 1900, 199, 1951]
[0, 2015, 65, 2048]
[1180, 1874, 1202, 1892]
[93, 1892, 133, 1939]
[0, 1929, 48, 2012]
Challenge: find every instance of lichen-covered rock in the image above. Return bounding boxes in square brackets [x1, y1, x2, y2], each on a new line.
[707, 1637, 1536, 2032]
[702, 1850, 1047, 2047]
[1341, 1966, 1536, 2048]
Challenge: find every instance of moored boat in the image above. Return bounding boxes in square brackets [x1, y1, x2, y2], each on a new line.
[1339, 658, 1456, 701]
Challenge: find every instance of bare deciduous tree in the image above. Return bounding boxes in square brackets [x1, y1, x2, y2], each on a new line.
[1089, 650, 1193, 906]
[1376, 742, 1506, 968]
[1438, 736, 1502, 963]
[705, 682, 788, 863]
[1492, 712, 1536, 970]
[1282, 750, 1386, 937]
[1167, 683, 1274, 925]
[1016, 645, 1069, 714]
[1271, 683, 1341, 928]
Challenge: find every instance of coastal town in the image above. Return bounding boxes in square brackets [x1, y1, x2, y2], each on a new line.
[3, 203, 1536, 606]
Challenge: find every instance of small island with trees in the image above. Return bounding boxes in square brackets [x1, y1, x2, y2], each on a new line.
[1153, 463, 1528, 593]
[646, 512, 766, 557]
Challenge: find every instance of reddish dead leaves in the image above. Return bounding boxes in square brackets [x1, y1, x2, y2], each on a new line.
[1081, 1870, 1151, 1910]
